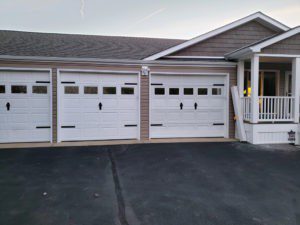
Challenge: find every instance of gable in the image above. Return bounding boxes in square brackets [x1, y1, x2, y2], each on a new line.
[170, 21, 278, 57]
[261, 33, 300, 54]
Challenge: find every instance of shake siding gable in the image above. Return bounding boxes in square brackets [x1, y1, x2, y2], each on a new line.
[170, 21, 278, 57]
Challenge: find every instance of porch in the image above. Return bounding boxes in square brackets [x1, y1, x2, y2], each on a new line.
[233, 56, 300, 144]
[237, 56, 300, 124]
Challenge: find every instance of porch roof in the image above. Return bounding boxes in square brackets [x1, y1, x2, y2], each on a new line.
[225, 26, 300, 60]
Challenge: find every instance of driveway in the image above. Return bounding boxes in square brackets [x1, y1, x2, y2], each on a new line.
[0, 142, 300, 225]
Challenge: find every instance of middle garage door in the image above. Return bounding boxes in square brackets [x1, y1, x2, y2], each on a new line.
[150, 74, 227, 138]
[59, 71, 139, 141]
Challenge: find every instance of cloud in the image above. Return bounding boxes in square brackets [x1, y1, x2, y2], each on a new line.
[80, 0, 85, 19]
[132, 8, 166, 27]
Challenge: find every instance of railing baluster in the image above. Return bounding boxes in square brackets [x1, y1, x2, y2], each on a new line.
[241, 96, 294, 122]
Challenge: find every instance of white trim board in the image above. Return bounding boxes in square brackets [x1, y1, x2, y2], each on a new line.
[162, 56, 225, 59]
[144, 12, 289, 60]
[0, 54, 236, 67]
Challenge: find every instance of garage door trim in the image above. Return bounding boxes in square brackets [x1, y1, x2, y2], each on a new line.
[149, 72, 230, 139]
[57, 68, 141, 143]
[0, 67, 53, 143]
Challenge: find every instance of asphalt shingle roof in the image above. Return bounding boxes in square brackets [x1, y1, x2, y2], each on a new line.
[0, 30, 185, 60]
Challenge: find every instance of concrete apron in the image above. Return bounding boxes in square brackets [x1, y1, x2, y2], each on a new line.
[0, 138, 237, 149]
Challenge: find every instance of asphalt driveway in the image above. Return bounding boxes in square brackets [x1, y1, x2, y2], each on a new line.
[0, 142, 300, 225]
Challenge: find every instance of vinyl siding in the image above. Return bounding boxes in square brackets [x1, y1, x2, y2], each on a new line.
[170, 21, 278, 57]
[52, 68, 57, 142]
[261, 33, 300, 54]
[140, 75, 150, 140]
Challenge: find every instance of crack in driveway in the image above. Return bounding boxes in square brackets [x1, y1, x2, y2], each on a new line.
[108, 148, 129, 225]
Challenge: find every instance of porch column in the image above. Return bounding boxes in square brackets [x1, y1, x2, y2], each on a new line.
[237, 60, 244, 97]
[250, 55, 259, 123]
[292, 57, 300, 123]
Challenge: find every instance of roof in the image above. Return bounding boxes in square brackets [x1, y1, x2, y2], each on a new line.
[144, 12, 290, 60]
[0, 30, 185, 60]
[225, 26, 300, 59]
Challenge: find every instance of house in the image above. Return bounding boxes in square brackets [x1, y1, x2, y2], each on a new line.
[0, 12, 299, 145]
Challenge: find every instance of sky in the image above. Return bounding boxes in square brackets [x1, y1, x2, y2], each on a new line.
[0, 0, 299, 40]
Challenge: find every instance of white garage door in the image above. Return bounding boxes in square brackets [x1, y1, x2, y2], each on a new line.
[150, 74, 227, 138]
[0, 70, 51, 143]
[59, 71, 139, 141]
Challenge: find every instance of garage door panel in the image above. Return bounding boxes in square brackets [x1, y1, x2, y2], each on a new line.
[32, 113, 50, 123]
[118, 100, 137, 109]
[59, 72, 139, 141]
[82, 113, 100, 122]
[166, 112, 181, 121]
[150, 74, 227, 138]
[11, 114, 29, 123]
[209, 111, 224, 120]
[0, 70, 51, 143]
[119, 112, 137, 121]
[63, 99, 81, 108]
[62, 113, 81, 124]
[101, 99, 118, 108]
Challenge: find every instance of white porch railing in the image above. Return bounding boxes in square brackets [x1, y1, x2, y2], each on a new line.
[242, 96, 295, 122]
[242, 97, 251, 121]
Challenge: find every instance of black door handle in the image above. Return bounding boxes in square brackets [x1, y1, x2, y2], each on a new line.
[6, 102, 10, 111]
[194, 103, 198, 110]
[99, 102, 102, 110]
[180, 102, 183, 110]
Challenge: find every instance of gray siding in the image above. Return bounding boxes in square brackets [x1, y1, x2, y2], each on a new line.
[262, 33, 300, 54]
[170, 21, 278, 57]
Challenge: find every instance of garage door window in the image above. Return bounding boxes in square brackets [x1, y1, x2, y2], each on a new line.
[121, 87, 134, 95]
[65, 86, 79, 94]
[212, 88, 222, 95]
[33, 86, 47, 94]
[155, 88, 165, 95]
[169, 88, 179, 95]
[184, 88, 193, 95]
[11, 85, 27, 94]
[198, 88, 208, 95]
[0, 85, 5, 93]
[84, 86, 98, 94]
[103, 87, 116, 95]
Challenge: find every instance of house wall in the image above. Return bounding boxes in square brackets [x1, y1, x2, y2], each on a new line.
[0, 60, 237, 142]
[170, 21, 278, 57]
[262, 33, 300, 54]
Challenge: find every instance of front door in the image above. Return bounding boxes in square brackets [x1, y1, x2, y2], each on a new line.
[261, 71, 278, 96]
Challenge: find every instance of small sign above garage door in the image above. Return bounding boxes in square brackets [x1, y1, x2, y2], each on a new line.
[0, 70, 51, 143]
[58, 71, 139, 142]
[150, 74, 228, 138]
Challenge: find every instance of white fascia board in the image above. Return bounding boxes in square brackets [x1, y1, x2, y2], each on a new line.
[163, 56, 225, 59]
[250, 27, 300, 52]
[0, 54, 236, 67]
[225, 48, 253, 60]
[144, 12, 289, 61]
